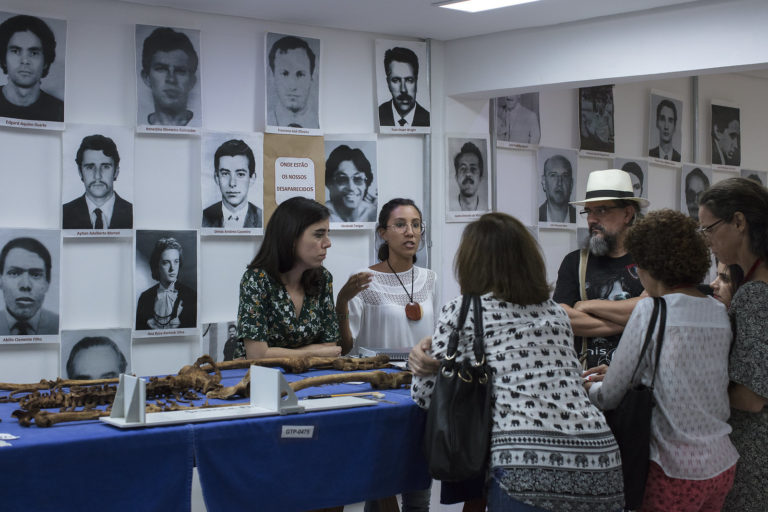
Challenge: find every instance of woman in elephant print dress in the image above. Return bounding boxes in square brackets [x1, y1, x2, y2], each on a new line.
[411, 213, 624, 512]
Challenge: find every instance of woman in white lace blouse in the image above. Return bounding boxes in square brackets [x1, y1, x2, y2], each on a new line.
[336, 197, 436, 512]
[337, 198, 437, 355]
[585, 209, 738, 511]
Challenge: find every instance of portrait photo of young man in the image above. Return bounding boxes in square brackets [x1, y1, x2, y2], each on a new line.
[614, 157, 649, 200]
[62, 125, 134, 235]
[265, 33, 320, 133]
[0, 12, 65, 125]
[680, 165, 712, 222]
[375, 40, 430, 134]
[648, 94, 682, 162]
[201, 133, 263, 234]
[0, 229, 60, 339]
[579, 85, 614, 153]
[711, 103, 741, 167]
[136, 24, 201, 130]
[61, 328, 131, 380]
[741, 168, 767, 187]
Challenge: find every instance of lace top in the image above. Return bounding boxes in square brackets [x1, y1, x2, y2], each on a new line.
[589, 294, 738, 479]
[348, 266, 437, 352]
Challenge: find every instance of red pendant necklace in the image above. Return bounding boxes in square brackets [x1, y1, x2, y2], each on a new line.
[386, 259, 422, 321]
[744, 258, 763, 282]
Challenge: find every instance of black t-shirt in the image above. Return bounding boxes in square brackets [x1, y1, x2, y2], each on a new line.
[0, 87, 64, 122]
[553, 249, 644, 368]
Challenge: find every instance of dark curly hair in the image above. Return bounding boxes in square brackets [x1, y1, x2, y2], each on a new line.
[624, 209, 710, 287]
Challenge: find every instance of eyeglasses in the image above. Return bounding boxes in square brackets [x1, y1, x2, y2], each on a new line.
[331, 175, 366, 187]
[698, 219, 724, 236]
[579, 206, 623, 218]
[387, 221, 425, 234]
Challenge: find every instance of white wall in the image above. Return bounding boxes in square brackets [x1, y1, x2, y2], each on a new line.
[443, 0, 768, 98]
[4, 0, 768, 382]
[441, 73, 768, 298]
[436, 0, 768, 300]
[0, 0, 430, 382]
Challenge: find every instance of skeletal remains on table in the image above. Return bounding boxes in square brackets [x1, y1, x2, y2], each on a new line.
[2, 354, 402, 427]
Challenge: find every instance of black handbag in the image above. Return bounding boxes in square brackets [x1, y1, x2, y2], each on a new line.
[604, 296, 667, 510]
[423, 294, 493, 482]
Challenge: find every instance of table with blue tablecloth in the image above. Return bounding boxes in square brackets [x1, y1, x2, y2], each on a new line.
[0, 367, 430, 512]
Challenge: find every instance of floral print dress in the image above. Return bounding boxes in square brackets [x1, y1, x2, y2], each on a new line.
[234, 267, 340, 358]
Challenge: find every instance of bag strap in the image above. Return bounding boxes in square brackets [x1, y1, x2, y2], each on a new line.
[578, 248, 589, 301]
[470, 295, 486, 365]
[578, 248, 589, 368]
[445, 294, 473, 360]
[629, 296, 660, 383]
[648, 297, 667, 387]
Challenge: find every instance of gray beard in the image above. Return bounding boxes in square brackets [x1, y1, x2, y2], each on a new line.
[586, 229, 617, 256]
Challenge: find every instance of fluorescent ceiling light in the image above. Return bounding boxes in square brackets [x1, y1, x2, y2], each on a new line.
[436, 0, 540, 13]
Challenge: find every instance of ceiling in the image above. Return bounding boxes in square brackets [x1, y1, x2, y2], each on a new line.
[117, 0, 705, 41]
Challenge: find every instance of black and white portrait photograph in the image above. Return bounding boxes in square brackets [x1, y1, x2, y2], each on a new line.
[202, 321, 238, 362]
[375, 40, 430, 135]
[711, 102, 740, 167]
[741, 169, 767, 187]
[0, 12, 66, 128]
[324, 135, 378, 228]
[265, 32, 320, 135]
[201, 132, 263, 236]
[648, 92, 682, 163]
[61, 328, 131, 380]
[61, 125, 134, 237]
[0, 228, 60, 342]
[136, 24, 202, 133]
[614, 157, 649, 201]
[134, 230, 198, 337]
[537, 147, 578, 227]
[579, 85, 614, 154]
[446, 135, 490, 222]
[680, 165, 712, 222]
[495, 93, 540, 147]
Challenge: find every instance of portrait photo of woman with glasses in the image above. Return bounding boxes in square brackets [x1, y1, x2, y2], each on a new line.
[323, 140, 377, 225]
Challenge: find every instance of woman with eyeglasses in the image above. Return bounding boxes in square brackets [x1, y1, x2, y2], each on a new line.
[698, 177, 768, 511]
[324, 144, 377, 223]
[234, 197, 347, 359]
[335, 198, 436, 512]
[585, 209, 737, 512]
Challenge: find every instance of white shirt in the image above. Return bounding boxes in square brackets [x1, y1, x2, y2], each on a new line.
[221, 202, 248, 229]
[391, 102, 415, 127]
[658, 145, 674, 160]
[348, 266, 437, 352]
[589, 294, 738, 479]
[85, 194, 115, 229]
[3, 308, 43, 334]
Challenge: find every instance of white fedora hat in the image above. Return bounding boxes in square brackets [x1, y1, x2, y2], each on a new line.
[570, 169, 650, 208]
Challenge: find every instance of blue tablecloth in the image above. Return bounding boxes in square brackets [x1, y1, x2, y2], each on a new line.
[0, 367, 430, 512]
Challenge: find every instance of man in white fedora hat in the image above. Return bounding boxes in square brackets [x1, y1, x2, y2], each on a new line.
[553, 168, 650, 369]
